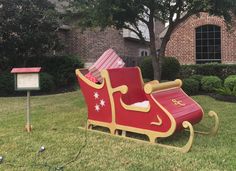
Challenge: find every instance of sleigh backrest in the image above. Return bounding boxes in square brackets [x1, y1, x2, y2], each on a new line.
[107, 67, 147, 105]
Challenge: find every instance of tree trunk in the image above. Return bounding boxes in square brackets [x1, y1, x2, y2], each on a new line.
[159, 22, 177, 57]
[148, 18, 161, 80]
[150, 37, 160, 80]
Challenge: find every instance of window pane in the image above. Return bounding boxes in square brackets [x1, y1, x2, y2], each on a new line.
[208, 25, 214, 32]
[209, 39, 214, 45]
[215, 39, 220, 45]
[196, 47, 201, 52]
[196, 53, 201, 59]
[215, 32, 220, 38]
[196, 33, 201, 39]
[208, 32, 214, 39]
[196, 39, 201, 46]
[202, 26, 208, 32]
[202, 40, 208, 46]
[202, 33, 207, 39]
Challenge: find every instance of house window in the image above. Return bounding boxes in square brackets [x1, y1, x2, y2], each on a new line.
[139, 49, 149, 57]
[195, 25, 221, 64]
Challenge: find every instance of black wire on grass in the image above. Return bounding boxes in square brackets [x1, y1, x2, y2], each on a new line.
[55, 123, 88, 170]
[1, 122, 88, 171]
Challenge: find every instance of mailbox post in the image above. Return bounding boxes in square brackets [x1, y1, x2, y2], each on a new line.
[11, 67, 41, 132]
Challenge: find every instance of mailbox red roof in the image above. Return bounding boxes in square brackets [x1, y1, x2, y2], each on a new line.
[11, 67, 41, 73]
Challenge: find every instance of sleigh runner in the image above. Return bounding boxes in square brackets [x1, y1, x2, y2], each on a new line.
[76, 67, 219, 153]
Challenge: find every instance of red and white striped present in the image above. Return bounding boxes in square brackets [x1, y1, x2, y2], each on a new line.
[88, 49, 125, 82]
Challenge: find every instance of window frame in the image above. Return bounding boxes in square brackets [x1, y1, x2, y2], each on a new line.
[195, 25, 221, 64]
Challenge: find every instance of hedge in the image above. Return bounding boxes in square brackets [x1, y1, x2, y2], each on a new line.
[0, 55, 84, 96]
[0, 72, 14, 96]
[40, 73, 55, 92]
[161, 57, 180, 80]
[140, 57, 153, 80]
[27, 54, 83, 88]
[180, 63, 236, 79]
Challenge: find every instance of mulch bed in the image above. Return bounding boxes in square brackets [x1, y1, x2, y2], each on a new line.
[210, 93, 236, 103]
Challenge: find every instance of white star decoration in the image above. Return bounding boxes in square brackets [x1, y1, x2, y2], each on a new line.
[93, 92, 106, 112]
[95, 104, 100, 112]
[94, 92, 99, 99]
[100, 99, 105, 107]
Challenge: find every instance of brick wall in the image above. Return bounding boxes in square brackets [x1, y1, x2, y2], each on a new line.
[165, 13, 236, 64]
[59, 21, 164, 65]
[61, 27, 146, 64]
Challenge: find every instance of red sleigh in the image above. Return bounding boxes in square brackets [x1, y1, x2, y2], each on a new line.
[76, 67, 219, 153]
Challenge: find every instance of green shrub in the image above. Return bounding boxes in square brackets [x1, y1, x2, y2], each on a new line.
[180, 63, 236, 79]
[224, 75, 236, 91]
[161, 57, 180, 80]
[27, 55, 83, 88]
[140, 57, 153, 80]
[201, 76, 222, 92]
[189, 74, 203, 89]
[182, 78, 199, 95]
[40, 73, 55, 92]
[189, 74, 203, 82]
[0, 72, 14, 96]
[215, 86, 236, 96]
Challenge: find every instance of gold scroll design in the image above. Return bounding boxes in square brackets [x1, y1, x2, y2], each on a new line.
[172, 99, 185, 107]
[150, 115, 163, 126]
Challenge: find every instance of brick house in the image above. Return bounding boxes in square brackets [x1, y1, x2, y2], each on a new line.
[162, 13, 236, 64]
[59, 21, 164, 67]
[50, 0, 166, 67]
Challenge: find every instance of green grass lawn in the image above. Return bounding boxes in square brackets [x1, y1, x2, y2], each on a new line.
[0, 91, 236, 171]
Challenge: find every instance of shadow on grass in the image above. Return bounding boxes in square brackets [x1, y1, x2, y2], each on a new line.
[88, 125, 192, 146]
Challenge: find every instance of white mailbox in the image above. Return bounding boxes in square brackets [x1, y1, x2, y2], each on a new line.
[11, 67, 41, 132]
[11, 67, 41, 90]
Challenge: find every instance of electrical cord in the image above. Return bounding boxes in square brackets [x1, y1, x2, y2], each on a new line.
[54, 122, 88, 171]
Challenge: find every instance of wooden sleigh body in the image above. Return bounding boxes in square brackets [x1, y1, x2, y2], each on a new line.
[76, 67, 219, 153]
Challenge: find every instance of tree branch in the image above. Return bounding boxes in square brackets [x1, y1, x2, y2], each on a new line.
[123, 23, 145, 43]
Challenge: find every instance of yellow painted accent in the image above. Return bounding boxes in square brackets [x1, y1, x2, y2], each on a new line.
[144, 80, 159, 86]
[150, 115, 162, 126]
[75, 69, 105, 89]
[78, 120, 194, 153]
[136, 67, 145, 86]
[112, 85, 128, 94]
[172, 99, 186, 106]
[100, 69, 117, 133]
[190, 111, 219, 136]
[120, 99, 151, 112]
[149, 94, 176, 138]
[144, 79, 182, 94]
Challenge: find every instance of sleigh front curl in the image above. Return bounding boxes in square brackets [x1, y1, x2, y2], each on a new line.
[76, 67, 219, 153]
